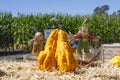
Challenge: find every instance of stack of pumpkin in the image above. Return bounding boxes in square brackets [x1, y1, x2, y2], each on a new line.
[37, 29, 78, 72]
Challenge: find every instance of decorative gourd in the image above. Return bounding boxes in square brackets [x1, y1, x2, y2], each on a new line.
[37, 29, 58, 71]
[38, 29, 78, 72]
[110, 55, 120, 67]
[55, 30, 78, 72]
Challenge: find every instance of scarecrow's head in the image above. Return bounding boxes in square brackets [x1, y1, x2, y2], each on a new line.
[34, 32, 44, 41]
[79, 16, 91, 35]
[81, 26, 89, 35]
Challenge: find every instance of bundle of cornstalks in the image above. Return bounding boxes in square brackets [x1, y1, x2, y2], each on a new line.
[0, 60, 120, 80]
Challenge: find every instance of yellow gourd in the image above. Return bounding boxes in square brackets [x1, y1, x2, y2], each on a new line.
[38, 29, 58, 71]
[38, 29, 78, 72]
[110, 55, 120, 67]
[55, 30, 78, 72]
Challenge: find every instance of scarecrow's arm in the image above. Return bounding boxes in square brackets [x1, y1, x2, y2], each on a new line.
[74, 32, 82, 39]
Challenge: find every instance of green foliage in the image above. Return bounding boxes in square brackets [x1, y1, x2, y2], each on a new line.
[0, 12, 120, 50]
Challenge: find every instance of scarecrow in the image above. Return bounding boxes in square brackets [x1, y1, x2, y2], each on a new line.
[71, 17, 99, 61]
[28, 32, 46, 56]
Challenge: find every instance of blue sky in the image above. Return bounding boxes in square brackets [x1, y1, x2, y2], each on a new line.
[0, 0, 120, 16]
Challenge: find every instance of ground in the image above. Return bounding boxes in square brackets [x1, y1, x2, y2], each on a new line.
[0, 54, 120, 80]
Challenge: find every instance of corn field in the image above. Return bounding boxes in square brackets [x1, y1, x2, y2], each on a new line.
[0, 12, 120, 52]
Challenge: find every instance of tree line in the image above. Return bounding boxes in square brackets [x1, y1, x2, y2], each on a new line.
[93, 5, 120, 16]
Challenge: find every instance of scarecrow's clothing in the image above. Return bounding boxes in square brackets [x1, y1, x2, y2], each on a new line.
[31, 39, 45, 56]
[74, 32, 95, 40]
[74, 32, 95, 54]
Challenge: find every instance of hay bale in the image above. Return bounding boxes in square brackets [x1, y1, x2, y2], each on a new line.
[0, 60, 120, 80]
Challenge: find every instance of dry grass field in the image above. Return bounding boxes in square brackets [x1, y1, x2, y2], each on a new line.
[0, 57, 120, 80]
